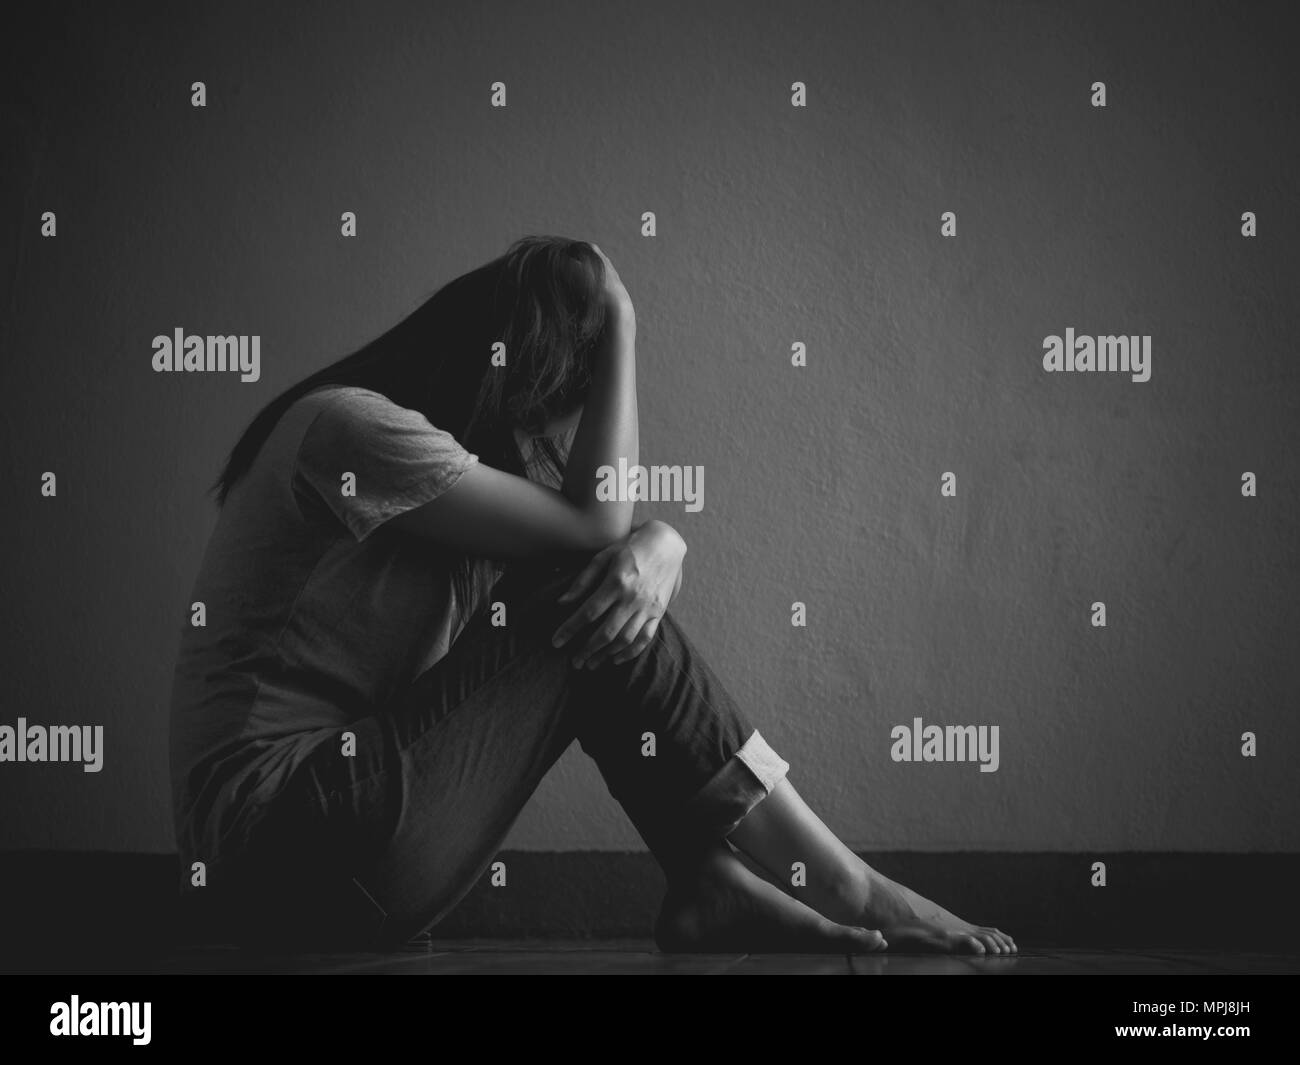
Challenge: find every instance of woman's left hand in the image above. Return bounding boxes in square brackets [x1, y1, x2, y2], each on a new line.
[551, 520, 686, 669]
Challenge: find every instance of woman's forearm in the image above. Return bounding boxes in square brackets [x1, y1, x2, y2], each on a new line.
[561, 301, 639, 539]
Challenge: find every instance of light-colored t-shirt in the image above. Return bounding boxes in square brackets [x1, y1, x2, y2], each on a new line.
[169, 385, 485, 865]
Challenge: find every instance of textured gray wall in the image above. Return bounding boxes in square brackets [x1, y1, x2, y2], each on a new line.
[3, 0, 1297, 853]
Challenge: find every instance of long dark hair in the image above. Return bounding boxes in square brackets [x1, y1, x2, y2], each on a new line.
[213, 234, 609, 609]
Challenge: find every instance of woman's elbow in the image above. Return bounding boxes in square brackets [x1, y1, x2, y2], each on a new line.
[580, 506, 634, 550]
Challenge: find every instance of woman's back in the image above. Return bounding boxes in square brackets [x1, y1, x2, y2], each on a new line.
[168, 385, 482, 866]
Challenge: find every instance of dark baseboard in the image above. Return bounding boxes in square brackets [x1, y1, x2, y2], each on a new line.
[2, 850, 1296, 961]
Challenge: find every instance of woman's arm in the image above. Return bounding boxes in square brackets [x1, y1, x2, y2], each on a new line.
[387, 247, 638, 559]
[558, 296, 638, 537]
[550, 519, 687, 668]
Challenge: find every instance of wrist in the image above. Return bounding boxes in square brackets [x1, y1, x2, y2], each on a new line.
[643, 519, 686, 556]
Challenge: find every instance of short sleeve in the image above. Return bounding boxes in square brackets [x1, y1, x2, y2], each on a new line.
[292, 389, 478, 541]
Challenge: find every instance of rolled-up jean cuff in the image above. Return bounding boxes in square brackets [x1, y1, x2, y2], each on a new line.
[681, 729, 790, 841]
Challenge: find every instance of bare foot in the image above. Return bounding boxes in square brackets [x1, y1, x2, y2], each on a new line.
[859, 873, 1017, 955]
[877, 917, 1016, 955]
[655, 845, 888, 954]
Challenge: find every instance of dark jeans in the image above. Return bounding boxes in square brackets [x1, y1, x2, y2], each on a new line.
[201, 558, 789, 949]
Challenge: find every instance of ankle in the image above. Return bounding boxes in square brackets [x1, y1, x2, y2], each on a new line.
[833, 861, 920, 927]
[823, 857, 875, 925]
[662, 839, 731, 895]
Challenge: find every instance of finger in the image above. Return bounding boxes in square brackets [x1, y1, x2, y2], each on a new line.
[551, 577, 622, 649]
[572, 606, 637, 669]
[609, 631, 651, 667]
[586, 614, 646, 670]
[610, 615, 660, 665]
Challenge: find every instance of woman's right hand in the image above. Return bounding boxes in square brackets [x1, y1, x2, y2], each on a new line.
[589, 243, 633, 317]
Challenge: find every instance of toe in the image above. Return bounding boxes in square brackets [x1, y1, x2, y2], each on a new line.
[836, 923, 887, 955]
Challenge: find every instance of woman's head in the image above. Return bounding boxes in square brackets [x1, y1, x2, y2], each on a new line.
[487, 236, 608, 437]
[213, 234, 609, 506]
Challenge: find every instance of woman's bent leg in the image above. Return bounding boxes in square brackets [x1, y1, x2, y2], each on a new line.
[214, 558, 789, 948]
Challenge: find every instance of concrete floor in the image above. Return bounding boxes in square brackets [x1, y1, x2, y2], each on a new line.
[67, 941, 1300, 975]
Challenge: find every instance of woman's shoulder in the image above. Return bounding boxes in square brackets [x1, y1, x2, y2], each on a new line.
[290, 385, 425, 433]
[295, 384, 393, 415]
[288, 387, 473, 470]
[264, 387, 392, 467]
